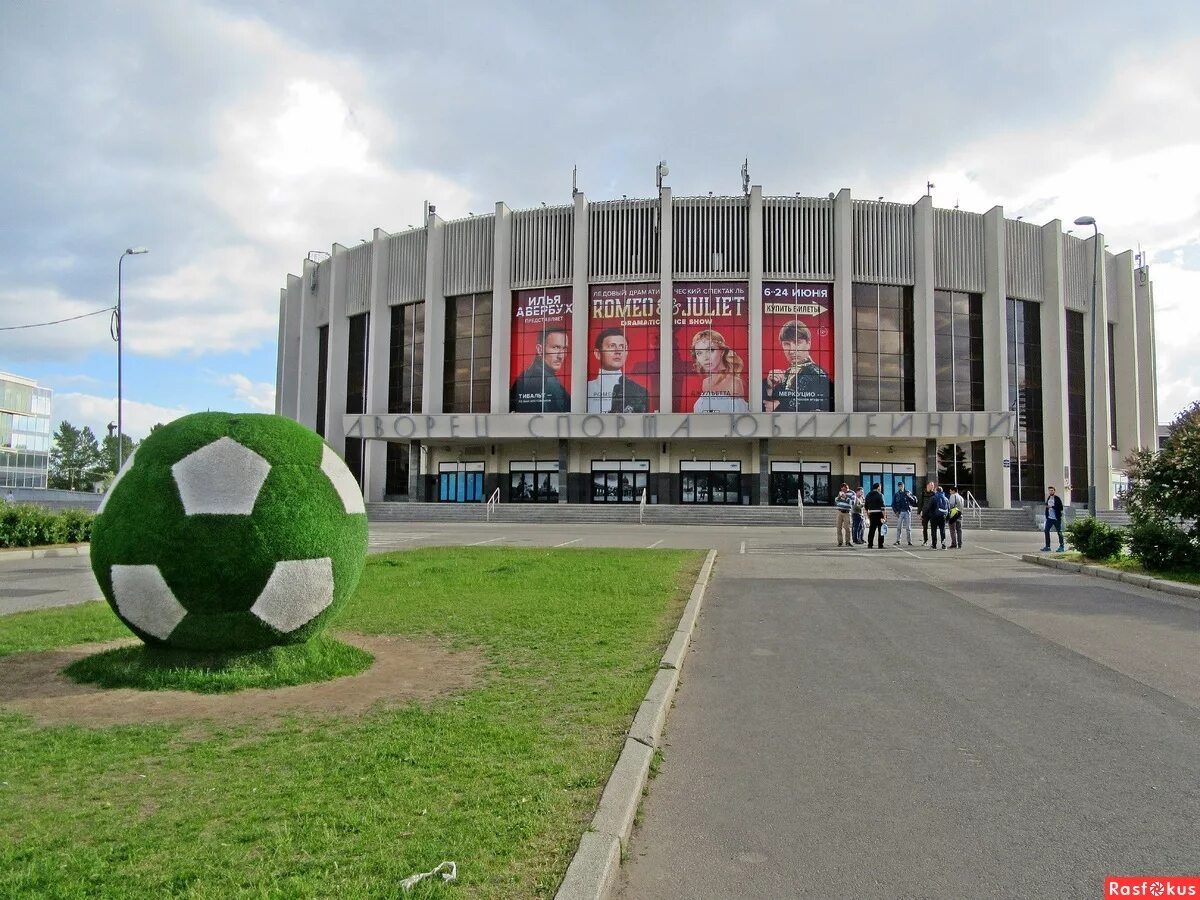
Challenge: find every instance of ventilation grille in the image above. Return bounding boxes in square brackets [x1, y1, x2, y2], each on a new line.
[763, 197, 834, 280]
[672, 197, 748, 279]
[345, 242, 372, 315]
[852, 200, 914, 284]
[314, 259, 331, 326]
[1005, 219, 1043, 301]
[1105, 251, 1120, 324]
[1062, 234, 1092, 314]
[387, 228, 426, 305]
[588, 199, 660, 283]
[443, 215, 495, 296]
[512, 205, 573, 288]
[933, 208, 984, 292]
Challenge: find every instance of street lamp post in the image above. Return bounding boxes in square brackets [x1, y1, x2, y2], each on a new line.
[115, 247, 149, 472]
[1073, 216, 1099, 515]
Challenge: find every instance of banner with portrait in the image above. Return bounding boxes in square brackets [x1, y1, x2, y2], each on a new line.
[509, 288, 573, 412]
[671, 282, 749, 413]
[761, 282, 835, 412]
[586, 284, 661, 413]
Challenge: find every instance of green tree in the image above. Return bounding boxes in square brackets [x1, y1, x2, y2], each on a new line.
[48, 422, 105, 490]
[1124, 401, 1200, 535]
[101, 432, 136, 476]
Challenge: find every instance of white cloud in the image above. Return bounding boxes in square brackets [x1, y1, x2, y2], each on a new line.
[52, 392, 189, 444]
[219, 373, 276, 412]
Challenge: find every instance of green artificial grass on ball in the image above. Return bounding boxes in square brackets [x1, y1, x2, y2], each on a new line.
[63, 634, 374, 693]
[90, 412, 369, 652]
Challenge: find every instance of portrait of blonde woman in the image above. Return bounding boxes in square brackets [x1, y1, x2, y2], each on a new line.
[690, 329, 749, 413]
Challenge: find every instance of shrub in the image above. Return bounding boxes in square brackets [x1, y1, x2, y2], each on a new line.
[46, 508, 95, 544]
[0, 505, 53, 548]
[1065, 516, 1125, 561]
[1126, 519, 1199, 572]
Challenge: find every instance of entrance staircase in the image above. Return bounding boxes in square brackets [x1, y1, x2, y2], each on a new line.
[367, 502, 1041, 531]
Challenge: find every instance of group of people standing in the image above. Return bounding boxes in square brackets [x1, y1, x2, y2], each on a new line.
[834, 481, 965, 550]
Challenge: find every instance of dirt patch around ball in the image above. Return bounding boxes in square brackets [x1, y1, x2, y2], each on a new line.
[0, 632, 485, 728]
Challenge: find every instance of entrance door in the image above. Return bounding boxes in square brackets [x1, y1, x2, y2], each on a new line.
[859, 463, 916, 507]
[438, 462, 485, 502]
[591, 460, 649, 503]
[769, 462, 832, 505]
[681, 461, 743, 504]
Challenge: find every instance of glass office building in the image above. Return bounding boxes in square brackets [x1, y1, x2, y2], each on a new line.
[1, 372, 52, 490]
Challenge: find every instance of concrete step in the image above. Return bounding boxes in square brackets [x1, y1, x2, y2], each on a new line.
[366, 503, 1042, 531]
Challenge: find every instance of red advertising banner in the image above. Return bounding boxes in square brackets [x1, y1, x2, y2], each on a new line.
[510, 288, 572, 412]
[761, 282, 835, 412]
[671, 282, 749, 413]
[586, 284, 660, 413]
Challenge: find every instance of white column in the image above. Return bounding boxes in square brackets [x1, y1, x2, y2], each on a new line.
[832, 188, 853, 412]
[1134, 266, 1158, 448]
[275, 288, 286, 416]
[659, 187, 673, 411]
[1110, 251, 1140, 461]
[1089, 234, 1113, 511]
[296, 259, 320, 432]
[982, 207, 1010, 508]
[421, 213, 446, 414]
[491, 202, 513, 410]
[1039, 220, 1070, 497]
[323, 243, 350, 456]
[747, 185, 764, 412]
[279, 274, 303, 420]
[912, 195, 936, 412]
[362, 227, 392, 502]
[571, 191, 589, 414]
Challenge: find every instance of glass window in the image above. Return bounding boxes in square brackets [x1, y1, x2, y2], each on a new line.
[1065, 310, 1087, 504]
[853, 284, 913, 412]
[442, 294, 493, 414]
[345, 313, 369, 415]
[389, 302, 425, 415]
[933, 290, 984, 412]
[315, 325, 329, 438]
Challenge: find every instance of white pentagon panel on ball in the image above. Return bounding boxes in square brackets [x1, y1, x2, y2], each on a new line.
[111, 564, 188, 640]
[321, 444, 366, 514]
[97, 447, 137, 515]
[249, 557, 335, 633]
[171, 436, 271, 515]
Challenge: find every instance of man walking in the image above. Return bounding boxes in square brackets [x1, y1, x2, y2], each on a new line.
[864, 482, 887, 549]
[1042, 486, 1065, 552]
[852, 487, 866, 544]
[891, 482, 914, 546]
[834, 483, 855, 548]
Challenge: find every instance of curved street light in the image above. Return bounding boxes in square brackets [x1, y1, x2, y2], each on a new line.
[1073, 216, 1099, 514]
[115, 247, 149, 472]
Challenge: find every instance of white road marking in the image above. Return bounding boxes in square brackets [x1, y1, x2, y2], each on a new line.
[979, 545, 1024, 560]
[647, 539, 664, 549]
[468, 537, 503, 546]
[740, 541, 746, 555]
[554, 538, 580, 548]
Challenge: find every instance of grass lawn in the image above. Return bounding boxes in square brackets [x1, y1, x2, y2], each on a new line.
[0, 546, 703, 898]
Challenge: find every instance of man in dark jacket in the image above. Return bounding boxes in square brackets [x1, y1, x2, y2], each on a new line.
[1042, 486, 1065, 552]
[924, 485, 949, 550]
[864, 482, 887, 548]
[891, 482, 914, 546]
[917, 480, 936, 545]
[510, 327, 570, 412]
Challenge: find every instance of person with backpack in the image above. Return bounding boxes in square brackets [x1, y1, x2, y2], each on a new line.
[864, 482, 887, 549]
[946, 486, 965, 549]
[924, 484, 949, 550]
[834, 483, 855, 548]
[891, 482, 914, 546]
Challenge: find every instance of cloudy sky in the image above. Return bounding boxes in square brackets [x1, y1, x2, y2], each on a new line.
[2, 1, 1198, 440]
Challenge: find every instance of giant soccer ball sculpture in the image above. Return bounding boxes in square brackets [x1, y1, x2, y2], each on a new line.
[90, 413, 369, 651]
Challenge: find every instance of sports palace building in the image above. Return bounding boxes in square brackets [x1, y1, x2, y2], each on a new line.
[274, 186, 1158, 511]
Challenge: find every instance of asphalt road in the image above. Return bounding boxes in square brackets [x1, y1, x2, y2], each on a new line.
[3, 524, 1197, 898]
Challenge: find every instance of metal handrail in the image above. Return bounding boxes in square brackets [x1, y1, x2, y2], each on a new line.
[485, 487, 500, 522]
[964, 490, 982, 527]
[639, 488, 648, 525]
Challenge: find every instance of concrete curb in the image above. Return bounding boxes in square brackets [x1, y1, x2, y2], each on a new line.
[555, 548, 717, 900]
[0, 543, 89, 562]
[1022, 554, 1200, 601]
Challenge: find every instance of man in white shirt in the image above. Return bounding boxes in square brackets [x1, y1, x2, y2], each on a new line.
[587, 327, 650, 413]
